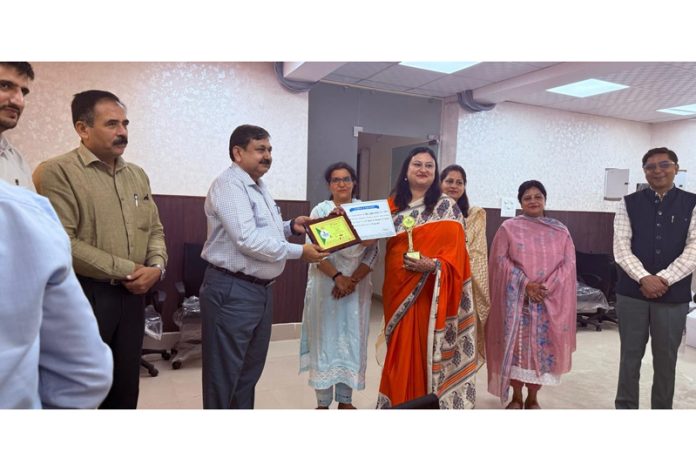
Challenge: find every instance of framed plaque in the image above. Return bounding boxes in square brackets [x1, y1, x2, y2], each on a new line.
[304, 213, 362, 253]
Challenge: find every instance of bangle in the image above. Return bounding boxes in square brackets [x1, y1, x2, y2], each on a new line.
[332, 271, 343, 281]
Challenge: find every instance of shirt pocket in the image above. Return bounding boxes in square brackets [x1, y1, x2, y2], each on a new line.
[135, 194, 154, 231]
[251, 200, 275, 229]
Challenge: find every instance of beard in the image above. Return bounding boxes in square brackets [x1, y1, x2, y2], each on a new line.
[0, 106, 21, 131]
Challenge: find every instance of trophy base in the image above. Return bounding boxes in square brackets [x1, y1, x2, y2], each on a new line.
[405, 251, 421, 260]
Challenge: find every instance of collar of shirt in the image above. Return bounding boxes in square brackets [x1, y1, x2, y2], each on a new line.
[230, 161, 267, 191]
[0, 135, 10, 156]
[649, 184, 676, 200]
[76, 143, 127, 173]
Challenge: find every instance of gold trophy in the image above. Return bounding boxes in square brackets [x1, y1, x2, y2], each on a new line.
[402, 216, 420, 260]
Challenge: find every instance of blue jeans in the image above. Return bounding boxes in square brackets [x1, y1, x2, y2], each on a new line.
[316, 382, 352, 407]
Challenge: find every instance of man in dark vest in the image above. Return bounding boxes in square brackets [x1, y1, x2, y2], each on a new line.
[613, 147, 696, 409]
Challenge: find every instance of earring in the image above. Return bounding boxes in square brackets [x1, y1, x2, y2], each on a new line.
[404, 177, 407, 181]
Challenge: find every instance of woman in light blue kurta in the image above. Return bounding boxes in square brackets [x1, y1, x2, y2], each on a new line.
[299, 162, 378, 409]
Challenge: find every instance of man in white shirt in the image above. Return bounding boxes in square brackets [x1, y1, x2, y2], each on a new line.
[200, 124, 327, 409]
[0, 62, 35, 190]
[613, 147, 696, 408]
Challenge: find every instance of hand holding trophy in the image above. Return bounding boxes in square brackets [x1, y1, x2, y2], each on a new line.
[402, 216, 420, 260]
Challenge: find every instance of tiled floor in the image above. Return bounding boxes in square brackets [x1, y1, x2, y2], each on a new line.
[138, 298, 696, 409]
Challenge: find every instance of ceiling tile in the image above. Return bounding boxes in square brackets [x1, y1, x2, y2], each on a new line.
[312, 61, 696, 124]
[323, 73, 362, 84]
[355, 79, 413, 93]
[454, 62, 541, 82]
[368, 64, 446, 88]
[415, 74, 490, 96]
[330, 62, 398, 80]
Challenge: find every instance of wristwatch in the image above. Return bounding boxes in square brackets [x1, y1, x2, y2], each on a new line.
[151, 264, 166, 281]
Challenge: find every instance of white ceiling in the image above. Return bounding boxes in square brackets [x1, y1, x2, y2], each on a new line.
[285, 62, 696, 124]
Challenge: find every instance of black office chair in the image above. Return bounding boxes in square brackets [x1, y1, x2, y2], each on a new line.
[175, 242, 207, 299]
[140, 289, 171, 377]
[575, 251, 618, 331]
[171, 243, 207, 370]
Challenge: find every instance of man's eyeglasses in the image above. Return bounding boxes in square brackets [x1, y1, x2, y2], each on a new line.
[643, 161, 676, 172]
[330, 177, 353, 184]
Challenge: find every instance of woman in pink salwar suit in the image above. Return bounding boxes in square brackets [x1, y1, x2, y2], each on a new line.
[486, 180, 577, 409]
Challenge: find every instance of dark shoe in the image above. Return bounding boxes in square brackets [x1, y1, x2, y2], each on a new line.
[315, 406, 329, 409]
[337, 403, 356, 409]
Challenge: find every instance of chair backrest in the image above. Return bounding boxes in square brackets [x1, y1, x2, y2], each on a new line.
[182, 242, 207, 297]
[575, 251, 617, 301]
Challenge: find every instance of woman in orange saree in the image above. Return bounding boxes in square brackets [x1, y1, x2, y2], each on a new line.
[376, 148, 477, 409]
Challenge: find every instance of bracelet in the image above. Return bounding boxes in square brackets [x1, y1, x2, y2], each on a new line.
[332, 271, 343, 281]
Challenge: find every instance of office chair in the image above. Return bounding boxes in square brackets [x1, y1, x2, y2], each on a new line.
[140, 289, 171, 377]
[175, 242, 207, 299]
[575, 251, 618, 331]
[171, 243, 207, 370]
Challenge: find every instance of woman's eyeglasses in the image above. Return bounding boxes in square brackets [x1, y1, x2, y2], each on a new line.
[330, 177, 353, 184]
[643, 161, 676, 172]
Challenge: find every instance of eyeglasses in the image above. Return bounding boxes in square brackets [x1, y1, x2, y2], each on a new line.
[330, 176, 353, 184]
[410, 161, 435, 171]
[643, 161, 676, 172]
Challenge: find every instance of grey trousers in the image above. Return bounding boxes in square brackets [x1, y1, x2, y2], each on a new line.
[200, 267, 273, 409]
[615, 294, 688, 409]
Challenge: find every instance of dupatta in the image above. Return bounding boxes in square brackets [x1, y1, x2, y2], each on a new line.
[486, 216, 577, 402]
[377, 195, 477, 409]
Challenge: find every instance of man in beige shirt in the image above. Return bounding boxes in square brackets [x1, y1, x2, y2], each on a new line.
[0, 62, 35, 190]
[34, 90, 167, 409]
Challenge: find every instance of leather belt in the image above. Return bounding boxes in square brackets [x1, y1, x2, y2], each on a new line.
[209, 264, 276, 287]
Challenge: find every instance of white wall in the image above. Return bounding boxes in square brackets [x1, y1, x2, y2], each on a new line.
[7, 62, 309, 199]
[450, 101, 653, 213]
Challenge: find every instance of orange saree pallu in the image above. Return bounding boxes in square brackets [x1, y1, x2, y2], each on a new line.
[377, 196, 477, 409]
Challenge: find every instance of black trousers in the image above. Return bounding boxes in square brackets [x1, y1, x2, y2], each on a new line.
[79, 277, 145, 409]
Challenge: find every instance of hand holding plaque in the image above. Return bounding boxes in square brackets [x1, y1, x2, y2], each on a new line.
[402, 216, 420, 260]
[304, 213, 362, 253]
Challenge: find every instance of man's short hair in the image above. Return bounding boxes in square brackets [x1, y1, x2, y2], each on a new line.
[0, 62, 35, 80]
[71, 90, 124, 126]
[642, 147, 678, 165]
[228, 125, 270, 160]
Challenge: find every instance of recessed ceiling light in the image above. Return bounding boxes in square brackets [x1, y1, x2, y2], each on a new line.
[399, 62, 479, 74]
[546, 79, 629, 98]
[657, 103, 696, 116]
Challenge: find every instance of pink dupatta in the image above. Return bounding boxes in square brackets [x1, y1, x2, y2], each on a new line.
[485, 216, 577, 402]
